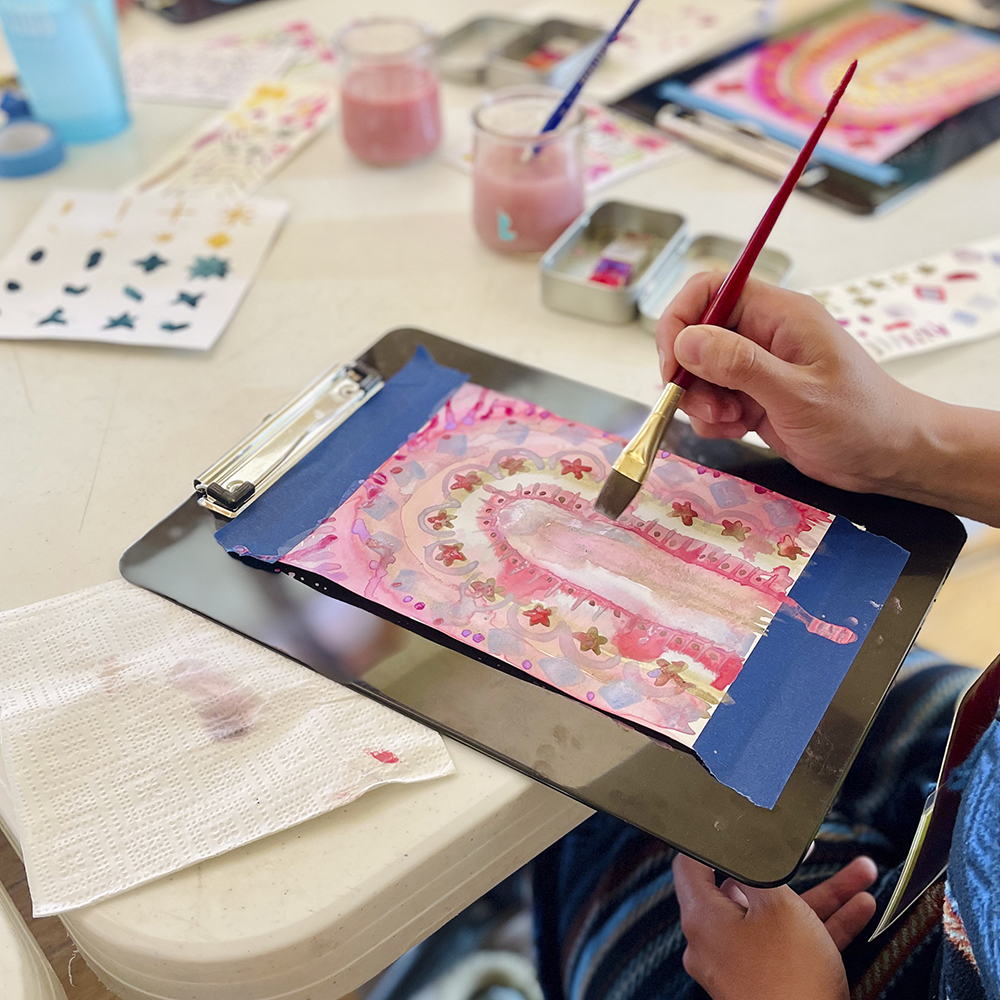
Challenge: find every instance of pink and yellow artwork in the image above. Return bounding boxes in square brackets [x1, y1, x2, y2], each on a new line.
[280, 384, 856, 748]
[689, 4, 1000, 166]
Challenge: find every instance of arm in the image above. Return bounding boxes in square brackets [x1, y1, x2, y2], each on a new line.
[656, 273, 1000, 528]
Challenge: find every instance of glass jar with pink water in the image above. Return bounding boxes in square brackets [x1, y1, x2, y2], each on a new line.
[335, 17, 441, 166]
[472, 87, 585, 255]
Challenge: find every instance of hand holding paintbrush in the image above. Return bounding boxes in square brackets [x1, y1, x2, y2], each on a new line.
[594, 60, 857, 521]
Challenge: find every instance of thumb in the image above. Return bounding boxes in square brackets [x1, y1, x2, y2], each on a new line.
[674, 324, 793, 406]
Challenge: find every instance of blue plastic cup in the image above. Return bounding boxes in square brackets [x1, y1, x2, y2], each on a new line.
[0, 0, 129, 143]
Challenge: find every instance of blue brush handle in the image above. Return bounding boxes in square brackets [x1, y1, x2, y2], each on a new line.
[539, 0, 644, 135]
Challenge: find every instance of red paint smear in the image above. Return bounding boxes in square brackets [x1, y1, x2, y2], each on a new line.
[782, 599, 857, 644]
[367, 749, 399, 764]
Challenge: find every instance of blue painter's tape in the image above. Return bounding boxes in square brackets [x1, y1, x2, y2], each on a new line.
[656, 81, 902, 188]
[0, 118, 64, 177]
[215, 346, 469, 561]
[696, 515, 910, 809]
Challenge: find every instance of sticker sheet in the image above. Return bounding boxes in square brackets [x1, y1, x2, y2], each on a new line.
[124, 20, 336, 106]
[280, 383, 845, 748]
[687, 2, 1000, 166]
[0, 189, 287, 350]
[124, 40, 299, 107]
[810, 235, 1000, 361]
[132, 80, 336, 200]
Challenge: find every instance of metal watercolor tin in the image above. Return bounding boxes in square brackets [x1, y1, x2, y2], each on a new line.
[435, 16, 528, 85]
[540, 201, 687, 325]
[637, 234, 792, 333]
[485, 19, 605, 91]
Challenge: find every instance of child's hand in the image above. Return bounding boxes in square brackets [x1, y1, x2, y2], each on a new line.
[672, 853, 878, 1000]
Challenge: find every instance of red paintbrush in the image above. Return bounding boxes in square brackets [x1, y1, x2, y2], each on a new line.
[594, 59, 857, 520]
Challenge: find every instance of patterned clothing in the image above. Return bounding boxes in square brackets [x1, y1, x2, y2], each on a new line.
[533, 650, 994, 1000]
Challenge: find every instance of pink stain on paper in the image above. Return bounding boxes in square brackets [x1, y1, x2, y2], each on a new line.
[367, 748, 400, 764]
[282, 385, 851, 749]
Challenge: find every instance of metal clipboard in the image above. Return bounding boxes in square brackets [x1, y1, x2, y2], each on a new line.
[120, 327, 965, 885]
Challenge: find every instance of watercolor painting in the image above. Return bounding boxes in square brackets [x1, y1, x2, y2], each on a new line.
[688, 3, 1000, 166]
[279, 383, 858, 748]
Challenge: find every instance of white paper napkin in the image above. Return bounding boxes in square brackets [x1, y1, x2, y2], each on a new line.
[0, 580, 454, 917]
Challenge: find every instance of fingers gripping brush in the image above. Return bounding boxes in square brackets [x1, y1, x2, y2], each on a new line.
[594, 59, 857, 521]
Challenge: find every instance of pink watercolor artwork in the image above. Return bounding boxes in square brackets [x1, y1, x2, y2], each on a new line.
[281, 384, 851, 748]
[689, 4, 1000, 166]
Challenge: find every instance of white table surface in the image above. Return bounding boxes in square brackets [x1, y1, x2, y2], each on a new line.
[2, 0, 1000, 997]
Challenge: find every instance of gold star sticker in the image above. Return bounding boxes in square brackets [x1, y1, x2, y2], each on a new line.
[869, 278, 887, 289]
[60, 199, 75, 215]
[205, 231, 231, 248]
[154, 232, 174, 244]
[247, 83, 287, 106]
[223, 205, 254, 226]
[99, 229, 118, 240]
[917, 263, 936, 274]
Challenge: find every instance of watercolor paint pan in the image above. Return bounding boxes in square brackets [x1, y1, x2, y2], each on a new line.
[485, 19, 605, 92]
[540, 200, 687, 325]
[121, 327, 964, 886]
[638, 233, 791, 333]
[435, 16, 529, 85]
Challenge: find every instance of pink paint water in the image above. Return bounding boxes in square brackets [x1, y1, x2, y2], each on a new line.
[341, 63, 441, 165]
[473, 141, 584, 254]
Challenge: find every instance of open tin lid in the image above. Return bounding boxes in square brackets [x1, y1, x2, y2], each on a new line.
[638, 233, 792, 332]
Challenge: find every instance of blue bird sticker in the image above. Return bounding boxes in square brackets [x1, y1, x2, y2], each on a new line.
[497, 210, 518, 243]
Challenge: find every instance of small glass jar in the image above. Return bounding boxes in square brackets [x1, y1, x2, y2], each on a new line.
[335, 17, 442, 166]
[472, 87, 585, 255]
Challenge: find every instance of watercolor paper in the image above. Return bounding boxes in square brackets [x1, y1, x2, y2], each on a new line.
[279, 382, 851, 749]
[810, 234, 1000, 361]
[686, 2, 1000, 167]
[131, 80, 335, 200]
[0, 189, 287, 350]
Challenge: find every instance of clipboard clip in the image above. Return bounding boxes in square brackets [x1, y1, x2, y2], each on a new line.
[195, 359, 383, 518]
[654, 104, 828, 187]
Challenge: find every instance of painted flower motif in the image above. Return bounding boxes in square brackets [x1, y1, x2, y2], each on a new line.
[426, 509, 455, 531]
[469, 578, 504, 602]
[573, 626, 607, 655]
[669, 501, 698, 526]
[436, 542, 466, 567]
[451, 472, 482, 494]
[499, 456, 527, 476]
[776, 535, 805, 560]
[721, 519, 750, 542]
[560, 458, 593, 480]
[522, 605, 554, 627]
[653, 659, 694, 691]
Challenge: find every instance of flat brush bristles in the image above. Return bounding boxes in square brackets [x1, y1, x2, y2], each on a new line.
[594, 469, 641, 520]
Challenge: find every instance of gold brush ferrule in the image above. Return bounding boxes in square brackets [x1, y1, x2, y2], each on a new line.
[613, 382, 685, 482]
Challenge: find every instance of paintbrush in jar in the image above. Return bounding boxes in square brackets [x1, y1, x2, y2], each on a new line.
[594, 58, 857, 521]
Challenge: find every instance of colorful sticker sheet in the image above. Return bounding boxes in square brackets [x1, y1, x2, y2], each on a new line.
[810, 235, 1000, 361]
[124, 20, 337, 107]
[0, 190, 287, 350]
[279, 382, 843, 749]
[132, 80, 335, 200]
[124, 40, 299, 107]
[687, 2, 1000, 166]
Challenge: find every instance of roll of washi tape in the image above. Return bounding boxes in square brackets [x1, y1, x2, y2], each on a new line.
[0, 117, 64, 177]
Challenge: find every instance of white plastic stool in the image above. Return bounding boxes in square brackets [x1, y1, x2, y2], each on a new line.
[0, 882, 67, 1000]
